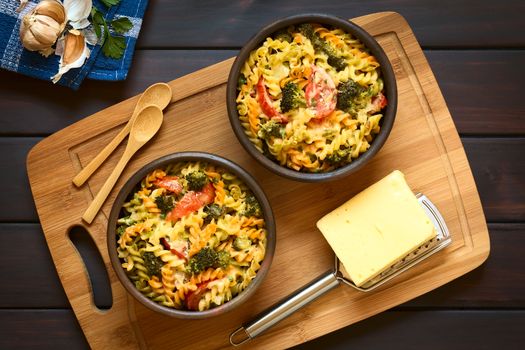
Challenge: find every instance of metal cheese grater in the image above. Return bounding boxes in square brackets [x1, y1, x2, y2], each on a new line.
[230, 194, 452, 346]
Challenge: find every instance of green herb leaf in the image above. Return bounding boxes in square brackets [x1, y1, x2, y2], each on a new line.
[111, 17, 133, 34]
[91, 5, 131, 59]
[90, 7, 104, 39]
[91, 8, 105, 25]
[100, 0, 121, 7]
[102, 34, 126, 59]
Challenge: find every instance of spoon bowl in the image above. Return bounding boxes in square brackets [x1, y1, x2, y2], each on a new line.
[128, 105, 164, 146]
[73, 83, 172, 187]
[138, 83, 173, 111]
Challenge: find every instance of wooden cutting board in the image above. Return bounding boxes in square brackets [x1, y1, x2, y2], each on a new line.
[27, 12, 490, 350]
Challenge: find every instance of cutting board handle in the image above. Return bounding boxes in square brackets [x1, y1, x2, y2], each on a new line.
[64, 222, 142, 349]
[68, 225, 113, 308]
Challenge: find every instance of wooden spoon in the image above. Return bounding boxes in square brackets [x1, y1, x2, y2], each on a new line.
[73, 82, 172, 187]
[82, 105, 164, 224]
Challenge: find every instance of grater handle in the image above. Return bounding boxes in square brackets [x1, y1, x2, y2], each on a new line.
[230, 270, 339, 346]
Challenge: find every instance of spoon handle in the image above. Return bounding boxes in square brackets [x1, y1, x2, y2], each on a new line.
[82, 146, 136, 224]
[73, 122, 133, 187]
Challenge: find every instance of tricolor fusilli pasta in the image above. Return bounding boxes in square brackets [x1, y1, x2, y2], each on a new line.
[116, 162, 267, 311]
[236, 23, 387, 172]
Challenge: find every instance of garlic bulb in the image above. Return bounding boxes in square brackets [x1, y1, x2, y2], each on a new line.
[51, 29, 90, 83]
[63, 0, 93, 30]
[19, 0, 66, 56]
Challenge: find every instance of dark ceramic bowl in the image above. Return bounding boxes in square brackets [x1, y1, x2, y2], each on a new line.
[226, 13, 397, 182]
[107, 152, 276, 319]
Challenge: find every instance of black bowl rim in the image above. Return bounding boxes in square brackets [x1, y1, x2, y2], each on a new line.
[107, 152, 276, 319]
[226, 13, 398, 182]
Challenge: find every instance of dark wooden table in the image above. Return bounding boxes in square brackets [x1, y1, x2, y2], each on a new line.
[1, 1, 524, 349]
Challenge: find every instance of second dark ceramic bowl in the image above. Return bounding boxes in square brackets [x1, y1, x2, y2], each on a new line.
[226, 13, 397, 182]
[107, 152, 276, 319]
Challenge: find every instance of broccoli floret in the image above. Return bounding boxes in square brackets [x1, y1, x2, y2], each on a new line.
[233, 237, 252, 251]
[274, 29, 293, 43]
[117, 216, 134, 226]
[280, 82, 306, 113]
[155, 195, 175, 214]
[204, 204, 223, 223]
[246, 193, 259, 206]
[299, 23, 346, 71]
[185, 171, 208, 191]
[143, 252, 163, 277]
[243, 194, 262, 217]
[215, 250, 231, 269]
[116, 225, 126, 236]
[244, 205, 261, 217]
[299, 24, 338, 65]
[325, 149, 350, 166]
[188, 247, 217, 274]
[327, 55, 347, 71]
[299, 23, 332, 54]
[298, 23, 315, 40]
[336, 80, 364, 112]
[258, 120, 284, 140]
[188, 247, 230, 274]
[238, 73, 247, 89]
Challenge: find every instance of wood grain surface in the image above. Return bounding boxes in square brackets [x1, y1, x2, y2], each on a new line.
[135, 0, 525, 48]
[2, 1, 524, 349]
[2, 310, 524, 350]
[2, 51, 524, 136]
[26, 12, 490, 349]
[3, 137, 524, 223]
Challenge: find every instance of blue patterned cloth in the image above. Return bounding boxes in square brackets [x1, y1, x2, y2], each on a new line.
[0, 0, 148, 89]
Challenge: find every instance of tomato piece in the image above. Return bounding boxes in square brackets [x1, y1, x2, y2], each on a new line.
[186, 282, 209, 310]
[371, 92, 387, 113]
[257, 76, 288, 123]
[257, 76, 279, 117]
[167, 192, 202, 222]
[166, 183, 216, 222]
[196, 183, 215, 205]
[171, 248, 187, 260]
[154, 176, 183, 194]
[305, 65, 337, 119]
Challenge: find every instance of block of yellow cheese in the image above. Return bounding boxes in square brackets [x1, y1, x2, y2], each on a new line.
[316, 170, 436, 287]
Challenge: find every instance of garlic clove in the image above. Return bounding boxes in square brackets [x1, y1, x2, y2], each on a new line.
[62, 29, 85, 65]
[51, 29, 90, 83]
[30, 15, 63, 46]
[35, 0, 66, 25]
[63, 0, 93, 30]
